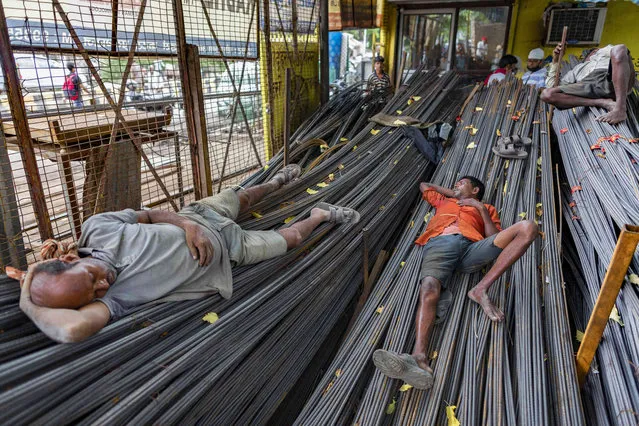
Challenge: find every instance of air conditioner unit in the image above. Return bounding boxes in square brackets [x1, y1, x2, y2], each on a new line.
[545, 7, 607, 46]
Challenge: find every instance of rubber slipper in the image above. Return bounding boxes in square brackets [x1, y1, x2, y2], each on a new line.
[272, 164, 301, 185]
[512, 135, 532, 146]
[372, 350, 434, 390]
[492, 142, 528, 159]
[496, 136, 512, 146]
[316, 202, 361, 224]
[434, 288, 453, 325]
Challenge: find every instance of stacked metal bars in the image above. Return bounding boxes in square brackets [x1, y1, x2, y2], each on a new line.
[553, 89, 639, 424]
[296, 76, 584, 425]
[0, 69, 459, 424]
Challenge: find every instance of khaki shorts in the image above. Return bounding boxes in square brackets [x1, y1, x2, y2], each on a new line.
[181, 189, 288, 266]
[559, 68, 616, 100]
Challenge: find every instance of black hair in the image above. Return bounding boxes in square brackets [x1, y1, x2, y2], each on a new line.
[498, 54, 518, 69]
[374, 56, 385, 63]
[66, 62, 75, 72]
[33, 259, 76, 275]
[460, 175, 485, 200]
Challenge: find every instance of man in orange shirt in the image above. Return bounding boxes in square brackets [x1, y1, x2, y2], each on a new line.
[373, 176, 537, 389]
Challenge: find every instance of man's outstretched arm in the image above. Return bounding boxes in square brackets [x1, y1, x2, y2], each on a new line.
[420, 182, 455, 198]
[20, 278, 110, 343]
[135, 210, 214, 266]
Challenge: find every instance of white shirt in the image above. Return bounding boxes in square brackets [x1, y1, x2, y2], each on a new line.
[546, 45, 613, 87]
[522, 67, 548, 89]
[476, 41, 488, 59]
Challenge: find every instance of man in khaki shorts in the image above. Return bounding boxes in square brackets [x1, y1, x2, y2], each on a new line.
[10, 164, 360, 343]
[541, 43, 635, 124]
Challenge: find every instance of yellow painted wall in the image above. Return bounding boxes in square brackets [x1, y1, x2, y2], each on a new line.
[509, 0, 639, 70]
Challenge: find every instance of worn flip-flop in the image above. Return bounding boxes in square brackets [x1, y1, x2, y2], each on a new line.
[372, 349, 434, 390]
[492, 142, 528, 159]
[512, 135, 532, 146]
[272, 164, 301, 185]
[316, 202, 361, 224]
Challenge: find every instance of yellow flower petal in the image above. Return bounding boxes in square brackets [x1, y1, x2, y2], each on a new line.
[335, 369, 342, 377]
[340, 137, 349, 142]
[307, 188, 318, 195]
[400, 261, 405, 268]
[393, 120, 407, 126]
[503, 181, 508, 195]
[467, 142, 476, 149]
[576, 330, 584, 342]
[629, 273, 639, 285]
[328, 173, 335, 181]
[376, 306, 384, 314]
[475, 106, 483, 112]
[264, 164, 270, 170]
[353, 145, 358, 151]
[496, 129, 501, 136]
[518, 212, 527, 219]
[251, 212, 263, 219]
[504, 160, 510, 169]
[470, 128, 478, 136]
[399, 384, 413, 392]
[424, 211, 433, 222]
[317, 182, 329, 188]
[284, 216, 295, 224]
[396, 110, 403, 115]
[413, 96, 422, 101]
[338, 164, 345, 170]
[610, 305, 624, 326]
[537, 157, 542, 166]
[429, 350, 438, 360]
[446, 405, 461, 426]
[370, 129, 380, 135]
[202, 312, 219, 324]
[386, 398, 397, 415]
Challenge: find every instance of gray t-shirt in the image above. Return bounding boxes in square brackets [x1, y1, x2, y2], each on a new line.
[78, 209, 233, 320]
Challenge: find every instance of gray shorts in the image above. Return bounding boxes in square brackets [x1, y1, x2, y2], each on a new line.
[181, 189, 288, 266]
[419, 234, 503, 286]
[559, 68, 615, 100]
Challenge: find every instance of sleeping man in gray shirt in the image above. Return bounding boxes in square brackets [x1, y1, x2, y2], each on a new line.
[10, 164, 360, 343]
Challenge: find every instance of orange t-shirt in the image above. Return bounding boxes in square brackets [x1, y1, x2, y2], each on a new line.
[415, 189, 502, 246]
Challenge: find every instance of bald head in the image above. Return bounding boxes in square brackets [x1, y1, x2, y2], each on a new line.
[30, 257, 113, 309]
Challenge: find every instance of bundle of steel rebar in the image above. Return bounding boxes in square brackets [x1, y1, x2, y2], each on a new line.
[0, 68, 462, 424]
[552, 78, 639, 424]
[296, 76, 584, 425]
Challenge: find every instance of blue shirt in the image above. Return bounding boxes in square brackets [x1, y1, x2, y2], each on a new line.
[522, 67, 547, 89]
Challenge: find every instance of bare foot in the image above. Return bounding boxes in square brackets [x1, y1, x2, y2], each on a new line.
[310, 207, 331, 222]
[596, 107, 627, 124]
[412, 353, 433, 375]
[598, 98, 616, 111]
[467, 288, 504, 322]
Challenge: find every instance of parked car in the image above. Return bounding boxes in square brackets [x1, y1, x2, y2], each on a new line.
[14, 53, 67, 92]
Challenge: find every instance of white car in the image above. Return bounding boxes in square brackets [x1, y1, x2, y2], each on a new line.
[14, 53, 67, 93]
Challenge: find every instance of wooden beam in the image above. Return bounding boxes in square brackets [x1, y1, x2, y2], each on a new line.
[0, 129, 27, 268]
[576, 225, 639, 385]
[283, 68, 291, 166]
[186, 44, 212, 197]
[262, 0, 276, 159]
[110, 0, 119, 53]
[0, 2, 53, 240]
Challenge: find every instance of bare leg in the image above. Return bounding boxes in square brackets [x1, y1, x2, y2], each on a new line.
[467, 220, 537, 321]
[277, 208, 330, 249]
[238, 164, 301, 213]
[597, 45, 632, 124]
[540, 87, 615, 110]
[411, 276, 441, 374]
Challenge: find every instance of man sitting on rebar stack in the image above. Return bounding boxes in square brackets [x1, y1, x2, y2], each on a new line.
[372, 177, 537, 390]
[540, 43, 635, 124]
[8, 165, 360, 343]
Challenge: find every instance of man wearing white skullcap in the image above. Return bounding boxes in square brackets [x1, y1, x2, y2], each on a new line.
[522, 48, 547, 89]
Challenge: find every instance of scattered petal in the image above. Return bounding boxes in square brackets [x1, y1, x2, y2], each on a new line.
[470, 127, 478, 136]
[504, 160, 510, 169]
[571, 185, 582, 194]
[371, 129, 380, 135]
[475, 106, 483, 112]
[413, 96, 422, 101]
[202, 312, 219, 324]
[386, 398, 397, 415]
[307, 188, 319, 195]
[586, 128, 592, 134]
[251, 212, 263, 219]
[323, 380, 335, 395]
[340, 137, 349, 142]
[320, 144, 329, 152]
[400, 261, 406, 268]
[396, 110, 403, 115]
[496, 129, 501, 137]
[353, 145, 358, 151]
[393, 120, 407, 126]
[533, 120, 540, 124]
[379, 205, 386, 211]
[446, 405, 461, 426]
[410, 220, 414, 228]
[511, 115, 520, 121]
[629, 273, 639, 285]
[503, 181, 508, 195]
[284, 216, 295, 224]
[536, 202, 542, 208]
[424, 211, 433, 222]
[610, 305, 624, 326]
[399, 384, 413, 392]
[429, 350, 438, 360]
[507, 100, 512, 105]
[467, 142, 477, 149]
[335, 369, 342, 377]
[338, 164, 345, 170]
[264, 164, 270, 170]
[576, 330, 584, 342]
[518, 212, 527, 219]
[560, 128, 568, 134]
[393, 160, 398, 165]
[328, 173, 335, 181]
[537, 157, 542, 166]
[317, 182, 329, 188]
[376, 306, 384, 314]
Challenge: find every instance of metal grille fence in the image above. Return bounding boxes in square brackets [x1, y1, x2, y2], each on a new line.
[0, 0, 319, 267]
